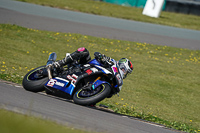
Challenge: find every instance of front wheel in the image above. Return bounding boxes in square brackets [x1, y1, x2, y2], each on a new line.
[73, 83, 111, 106]
[22, 66, 49, 92]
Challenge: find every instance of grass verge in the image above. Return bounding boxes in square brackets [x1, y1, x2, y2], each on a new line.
[17, 0, 200, 31]
[0, 24, 200, 132]
[0, 109, 91, 133]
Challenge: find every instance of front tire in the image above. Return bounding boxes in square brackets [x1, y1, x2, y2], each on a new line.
[73, 83, 111, 106]
[22, 66, 49, 92]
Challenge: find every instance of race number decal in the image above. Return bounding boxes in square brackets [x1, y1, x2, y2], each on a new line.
[47, 79, 57, 87]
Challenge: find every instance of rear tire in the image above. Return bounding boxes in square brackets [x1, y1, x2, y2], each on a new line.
[22, 66, 49, 92]
[73, 83, 111, 106]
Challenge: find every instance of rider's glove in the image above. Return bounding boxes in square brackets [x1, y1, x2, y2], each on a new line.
[94, 52, 103, 61]
[101, 55, 114, 65]
[52, 61, 61, 68]
[94, 52, 114, 66]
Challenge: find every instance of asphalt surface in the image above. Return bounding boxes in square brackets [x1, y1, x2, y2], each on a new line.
[0, 80, 177, 133]
[0, 0, 198, 132]
[0, 0, 200, 50]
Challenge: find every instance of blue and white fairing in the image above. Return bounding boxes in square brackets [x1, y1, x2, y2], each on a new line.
[45, 59, 123, 96]
[90, 59, 123, 91]
[45, 77, 75, 95]
[110, 59, 123, 91]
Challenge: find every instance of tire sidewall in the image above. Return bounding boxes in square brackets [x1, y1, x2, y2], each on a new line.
[73, 84, 111, 105]
[22, 66, 49, 92]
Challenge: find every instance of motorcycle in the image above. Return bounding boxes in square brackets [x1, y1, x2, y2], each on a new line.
[22, 52, 123, 105]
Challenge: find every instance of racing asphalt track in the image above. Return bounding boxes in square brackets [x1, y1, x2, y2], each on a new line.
[0, 80, 177, 133]
[0, 0, 199, 133]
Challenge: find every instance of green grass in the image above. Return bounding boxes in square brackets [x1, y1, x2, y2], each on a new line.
[0, 24, 200, 132]
[17, 0, 200, 31]
[0, 109, 91, 133]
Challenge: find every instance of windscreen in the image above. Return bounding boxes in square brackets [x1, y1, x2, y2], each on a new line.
[46, 52, 57, 66]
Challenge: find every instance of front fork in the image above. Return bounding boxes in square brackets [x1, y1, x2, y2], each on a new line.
[46, 52, 57, 79]
[46, 65, 52, 79]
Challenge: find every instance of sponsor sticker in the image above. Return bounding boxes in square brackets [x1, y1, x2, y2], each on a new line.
[90, 68, 98, 73]
[84, 64, 90, 67]
[55, 81, 65, 87]
[86, 69, 92, 75]
[47, 79, 65, 87]
[72, 74, 78, 79]
[116, 74, 122, 84]
[67, 75, 77, 84]
[112, 67, 118, 73]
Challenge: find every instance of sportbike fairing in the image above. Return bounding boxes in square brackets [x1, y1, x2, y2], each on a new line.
[44, 59, 123, 96]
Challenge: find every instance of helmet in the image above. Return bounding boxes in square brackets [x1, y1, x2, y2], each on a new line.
[118, 58, 133, 79]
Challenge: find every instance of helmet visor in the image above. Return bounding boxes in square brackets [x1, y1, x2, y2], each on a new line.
[119, 63, 128, 79]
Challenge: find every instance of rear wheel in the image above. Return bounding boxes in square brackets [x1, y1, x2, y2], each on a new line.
[22, 66, 49, 92]
[73, 83, 111, 106]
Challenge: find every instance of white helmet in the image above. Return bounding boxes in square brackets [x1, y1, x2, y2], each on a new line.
[118, 58, 133, 79]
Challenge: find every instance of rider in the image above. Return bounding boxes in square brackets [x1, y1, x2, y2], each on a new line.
[53, 47, 133, 88]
